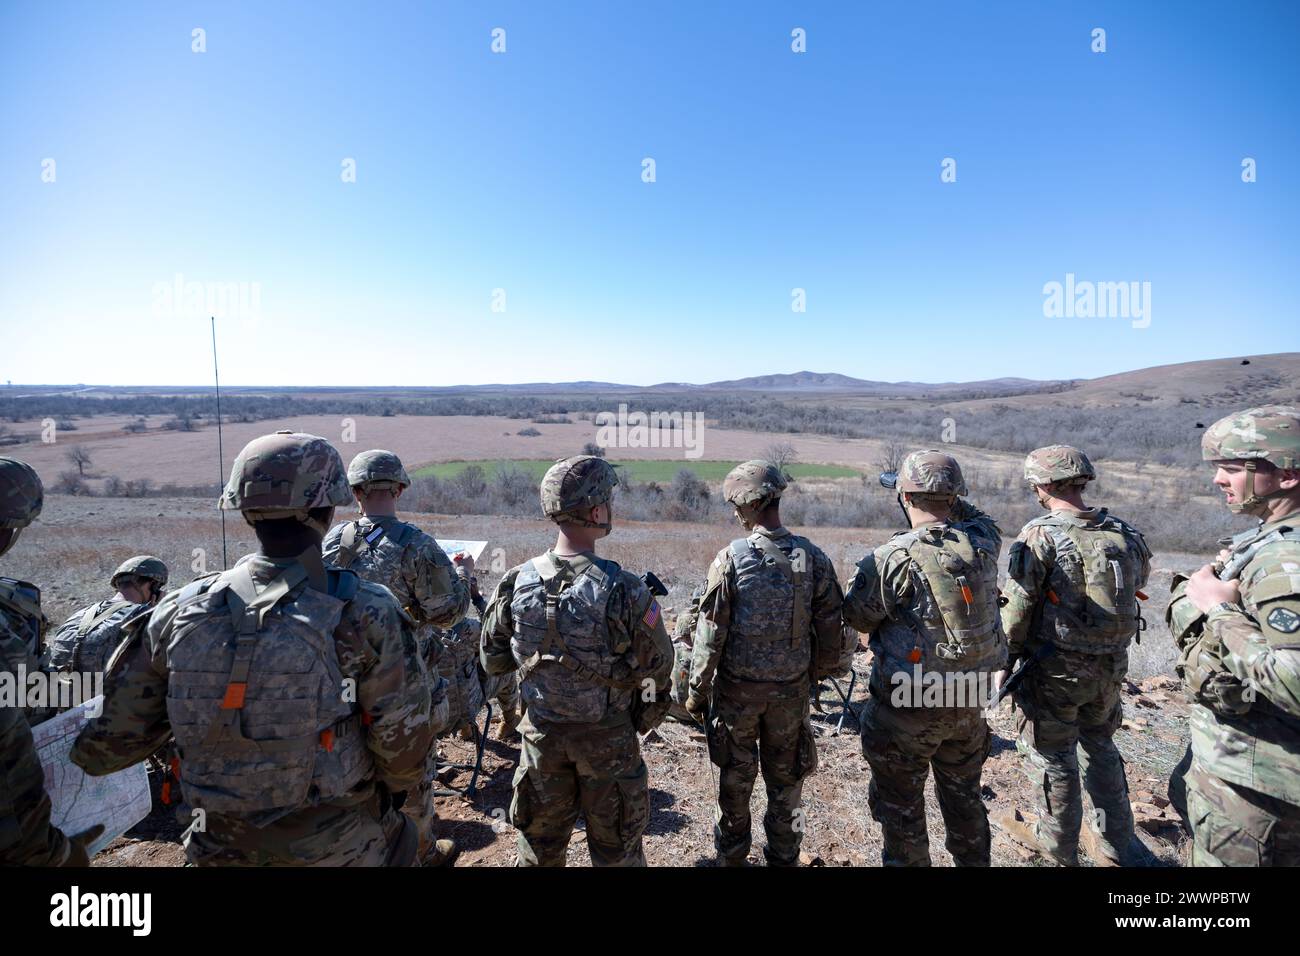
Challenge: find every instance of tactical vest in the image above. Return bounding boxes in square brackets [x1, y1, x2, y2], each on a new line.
[43, 600, 145, 674]
[719, 534, 814, 685]
[165, 559, 372, 822]
[1025, 510, 1145, 654]
[0, 578, 43, 656]
[874, 523, 1006, 680]
[509, 553, 640, 725]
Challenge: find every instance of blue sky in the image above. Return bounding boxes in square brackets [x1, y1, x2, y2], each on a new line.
[2, 1, 1296, 387]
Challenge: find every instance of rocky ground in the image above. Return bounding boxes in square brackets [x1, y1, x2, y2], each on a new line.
[94, 658, 1193, 868]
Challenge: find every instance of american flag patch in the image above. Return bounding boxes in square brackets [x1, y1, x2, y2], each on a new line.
[643, 601, 660, 629]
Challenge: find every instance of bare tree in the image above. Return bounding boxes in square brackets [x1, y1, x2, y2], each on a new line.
[582, 442, 606, 458]
[877, 440, 907, 475]
[762, 441, 799, 476]
[65, 445, 92, 477]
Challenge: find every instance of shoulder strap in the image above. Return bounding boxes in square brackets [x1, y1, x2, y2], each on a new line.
[78, 600, 129, 638]
[335, 521, 386, 569]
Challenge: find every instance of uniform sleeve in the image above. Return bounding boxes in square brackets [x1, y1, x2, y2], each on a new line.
[479, 569, 520, 676]
[810, 546, 845, 655]
[70, 609, 172, 773]
[627, 575, 673, 692]
[688, 549, 733, 703]
[320, 522, 345, 564]
[843, 544, 908, 634]
[1001, 526, 1054, 658]
[1209, 561, 1300, 718]
[335, 585, 433, 792]
[404, 536, 471, 630]
[0, 703, 75, 866]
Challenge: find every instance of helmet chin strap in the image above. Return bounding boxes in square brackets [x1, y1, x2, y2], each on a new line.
[1229, 460, 1289, 515]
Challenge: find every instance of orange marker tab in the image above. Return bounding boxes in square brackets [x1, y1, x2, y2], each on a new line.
[320, 729, 335, 753]
[908, 647, 923, 664]
[1046, 589, 1060, 605]
[221, 682, 247, 709]
[1136, 589, 1149, 601]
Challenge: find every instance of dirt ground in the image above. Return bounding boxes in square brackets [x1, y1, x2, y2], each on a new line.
[3, 494, 1197, 868]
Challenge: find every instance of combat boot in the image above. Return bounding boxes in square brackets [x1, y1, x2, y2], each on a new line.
[991, 809, 1078, 866]
[421, 837, 460, 867]
[1080, 821, 1122, 867]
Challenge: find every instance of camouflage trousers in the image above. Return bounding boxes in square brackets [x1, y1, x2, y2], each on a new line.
[860, 696, 992, 866]
[1013, 650, 1134, 865]
[1187, 761, 1300, 866]
[707, 690, 817, 866]
[509, 713, 649, 867]
[183, 793, 410, 866]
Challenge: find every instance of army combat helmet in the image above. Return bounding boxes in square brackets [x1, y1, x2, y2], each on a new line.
[896, 450, 967, 498]
[1023, 444, 1096, 487]
[723, 460, 787, 509]
[0, 456, 43, 557]
[111, 555, 169, 591]
[347, 449, 411, 492]
[220, 431, 353, 521]
[1202, 404, 1300, 513]
[541, 455, 619, 530]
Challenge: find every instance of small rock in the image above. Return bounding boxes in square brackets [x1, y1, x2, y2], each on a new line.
[1135, 695, 1159, 709]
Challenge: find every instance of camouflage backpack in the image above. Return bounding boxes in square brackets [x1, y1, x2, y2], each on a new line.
[43, 599, 148, 675]
[163, 555, 374, 819]
[719, 533, 817, 685]
[1021, 510, 1148, 653]
[509, 553, 644, 725]
[872, 522, 1005, 676]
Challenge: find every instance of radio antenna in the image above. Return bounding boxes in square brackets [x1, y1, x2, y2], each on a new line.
[211, 316, 228, 569]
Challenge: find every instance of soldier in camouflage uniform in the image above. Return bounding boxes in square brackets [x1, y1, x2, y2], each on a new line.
[1167, 405, 1300, 866]
[322, 449, 468, 864]
[439, 577, 521, 742]
[480, 456, 674, 866]
[42, 555, 170, 703]
[994, 445, 1150, 866]
[685, 461, 844, 866]
[71, 432, 434, 867]
[843, 451, 1006, 866]
[1, 457, 101, 865]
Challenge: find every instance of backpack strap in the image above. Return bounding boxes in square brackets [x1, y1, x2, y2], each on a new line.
[77, 600, 129, 638]
[333, 520, 388, 569]
[517, 553, 640, 691]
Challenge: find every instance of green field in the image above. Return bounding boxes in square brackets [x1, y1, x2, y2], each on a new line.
[411, 459, 860, 482]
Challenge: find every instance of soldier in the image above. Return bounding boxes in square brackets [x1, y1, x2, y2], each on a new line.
[439, 575, 521, 742]
[992, 445, 1150, 866]
[322, 448, 469, 865]
[843, 450, 1006, 866]
[71, 431, 434, 867]
[1167, 405, 1300, 866]
[1, 456, 101, 866]
[43, 555, 170, 684]
[480, 455, 674, 867]
[684, 461, 844, 866]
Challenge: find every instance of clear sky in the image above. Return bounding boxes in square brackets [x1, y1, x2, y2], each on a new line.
[2, 1, 1296, 388]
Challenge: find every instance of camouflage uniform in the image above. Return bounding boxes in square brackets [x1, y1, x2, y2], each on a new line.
[70, 433, 433, 866]
[687, 461, 844, 866]
[438, 614, 520, 733]
[1167, 406, 1300, 866]
[43, 556, 169, 686]
[0, 456, 84, 866]
[1001, 445, 1151, 865]
[480, 457, 673, 867]
[322, 449, 468, 852]
[844, 451, 1006, 866]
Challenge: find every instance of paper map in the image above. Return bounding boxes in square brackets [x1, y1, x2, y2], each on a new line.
[438, 539, 488, 562]
[30, 696, 152, 857]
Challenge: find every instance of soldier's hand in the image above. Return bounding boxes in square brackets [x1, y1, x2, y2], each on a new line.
[453, 552, 476, 577]
[63, 824, 105, 867]
[1186, 564, 1240, 614]
[991, 669, 1010, 701]
[684, 694, 707, 724]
